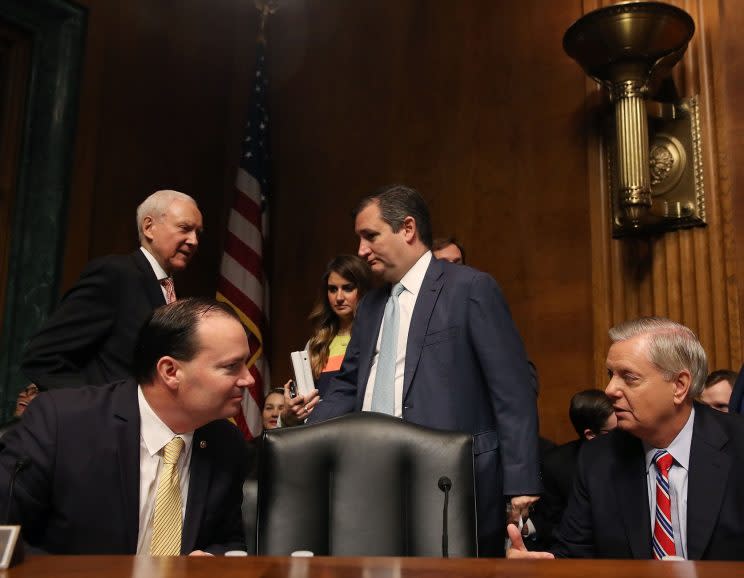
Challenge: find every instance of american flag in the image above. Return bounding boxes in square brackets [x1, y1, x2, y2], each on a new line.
[217, 42, 271, 440]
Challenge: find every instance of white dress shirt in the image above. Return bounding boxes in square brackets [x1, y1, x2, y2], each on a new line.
[363, 251, 432, 418]
[644, 407, 695, 559]
[140, 246, 171, 302]
[136, 386, 194, 555]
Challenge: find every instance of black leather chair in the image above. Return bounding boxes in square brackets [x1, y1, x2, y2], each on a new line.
[256, 412, 477, 557]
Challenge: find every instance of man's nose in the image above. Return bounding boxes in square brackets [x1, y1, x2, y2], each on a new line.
[187, 230, 199, 246]
[239, 364, 255, 387]
[604, 378, 619, 397]
[358, 240, 369, 257]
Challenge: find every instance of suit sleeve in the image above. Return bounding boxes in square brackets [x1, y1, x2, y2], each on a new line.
[0, 394, 58, 551]
[21, 260, 118, 389]
[199, 426, 250, 555]
[306, 297, 370, 424]
[551, 447, 596, 558]
[468, 273, 541, 495]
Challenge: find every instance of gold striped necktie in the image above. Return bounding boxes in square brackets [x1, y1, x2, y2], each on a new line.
[150, 436, 185, 556]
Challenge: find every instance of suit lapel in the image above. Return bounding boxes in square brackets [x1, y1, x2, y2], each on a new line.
[403, 260, 443, 401]
[182, 427, 211, 554]
[687, 405, 730, 560]
[132, 249, 167, 307]
[355, 288, 388, 407]
[612, 432, 652, 559]
[113, 380, 142, 553]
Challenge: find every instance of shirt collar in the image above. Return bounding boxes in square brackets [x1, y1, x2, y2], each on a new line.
[138, 386, 194, 457]
[644, 406, 695, 472]
[140, 246, 169, 281]
[398, 251, 432, 297]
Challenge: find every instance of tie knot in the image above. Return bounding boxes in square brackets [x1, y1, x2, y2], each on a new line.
[391, 282, 405, 298]
[653, 449, 674, 473]
[163, 436, 184, 465]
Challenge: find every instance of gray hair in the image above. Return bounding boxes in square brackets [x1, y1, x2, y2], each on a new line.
[608, 317, 708, 398]
[136, 190, 198, 243]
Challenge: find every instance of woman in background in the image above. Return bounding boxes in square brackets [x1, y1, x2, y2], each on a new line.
[262, 388, 286, 430]
[306, 254, 372, 396]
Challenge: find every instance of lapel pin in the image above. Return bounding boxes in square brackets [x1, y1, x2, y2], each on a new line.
[199, 440, 207, 449]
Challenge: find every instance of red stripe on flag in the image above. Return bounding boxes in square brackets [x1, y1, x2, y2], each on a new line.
[232, 187, 262, 225]
[224, 232, 264, 283]
[218, 275, 265, 327]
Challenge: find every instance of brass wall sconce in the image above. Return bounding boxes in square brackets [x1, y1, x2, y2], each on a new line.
[563, 2, 705, 237]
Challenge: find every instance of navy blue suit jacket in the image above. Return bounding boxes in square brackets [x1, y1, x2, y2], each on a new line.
[309, 258, 540, 555]
[553, 403, 744, 559]
[22, 250, 166, 390]
[0, 381, 246, 554]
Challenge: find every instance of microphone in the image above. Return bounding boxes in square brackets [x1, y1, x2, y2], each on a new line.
[5, 457, 29, 525]
[437, 476, 452, 558]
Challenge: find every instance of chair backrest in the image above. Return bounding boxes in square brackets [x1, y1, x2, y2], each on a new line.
[256, 412, 477, 557]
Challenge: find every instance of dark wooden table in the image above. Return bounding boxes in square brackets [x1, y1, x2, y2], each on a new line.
[5, 556, 743, 578]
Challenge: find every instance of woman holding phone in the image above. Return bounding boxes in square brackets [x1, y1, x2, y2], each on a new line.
[283, 254, 372, 424]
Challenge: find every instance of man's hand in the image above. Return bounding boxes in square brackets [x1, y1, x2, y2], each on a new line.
[506, 524, 554, 559]
[509, 494, 540, 524]
[281, 380, 320, 426]
[188, 550, 214, 556]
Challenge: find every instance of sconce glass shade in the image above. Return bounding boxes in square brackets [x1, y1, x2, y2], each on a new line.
[563, 2, 695, 230]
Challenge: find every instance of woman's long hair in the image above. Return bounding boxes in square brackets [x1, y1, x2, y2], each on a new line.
[307, 255, 371, 379]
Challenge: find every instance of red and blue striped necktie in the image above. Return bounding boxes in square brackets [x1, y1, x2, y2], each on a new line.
[652, 449, 676, 559]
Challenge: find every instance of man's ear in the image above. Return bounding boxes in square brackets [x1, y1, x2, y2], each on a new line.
[673, 369, 692, 405]
[142, 215, 155, 243]
[583, 428, 596, 441]
[401, 215, 417, 244]
[156, 356, 181, 391]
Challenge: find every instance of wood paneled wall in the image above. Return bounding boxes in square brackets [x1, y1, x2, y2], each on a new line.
[62, 0, 260, 298]
[55, 0, 744, 443]
[264, 0, 593, 442]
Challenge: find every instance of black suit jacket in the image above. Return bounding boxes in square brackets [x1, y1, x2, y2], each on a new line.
[309, 258, 540, 555]
[22, 250, 166, 389]
[553, 403, 744, 560]
[728, 363, 744, 414]
[0, 381, 246, 554]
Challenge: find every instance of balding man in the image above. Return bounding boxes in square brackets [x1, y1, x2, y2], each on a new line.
[509, 317, 744, 560]
[22, 190, 203, 390]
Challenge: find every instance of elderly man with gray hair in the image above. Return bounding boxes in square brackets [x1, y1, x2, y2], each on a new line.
[22, 190, 203, 390]
[509, 316, 744, 560]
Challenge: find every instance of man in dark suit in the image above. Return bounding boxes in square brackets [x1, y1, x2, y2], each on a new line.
[21, 189, 203, 390]
[297, 184, 541, 556]
[727, 365, 744, 414]
[0, 298, 250, 555]
[527, 389, 615, 549]
[509, 317, 744, 560]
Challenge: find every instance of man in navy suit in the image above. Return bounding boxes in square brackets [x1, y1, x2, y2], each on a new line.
[0, 298, 249, 555]
[21, 189, 203, 390]
[299, 184, 541, 556]
[509, 317, 744, 560]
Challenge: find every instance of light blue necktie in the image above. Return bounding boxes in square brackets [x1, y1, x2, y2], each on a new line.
[370, 282, 405, 415]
